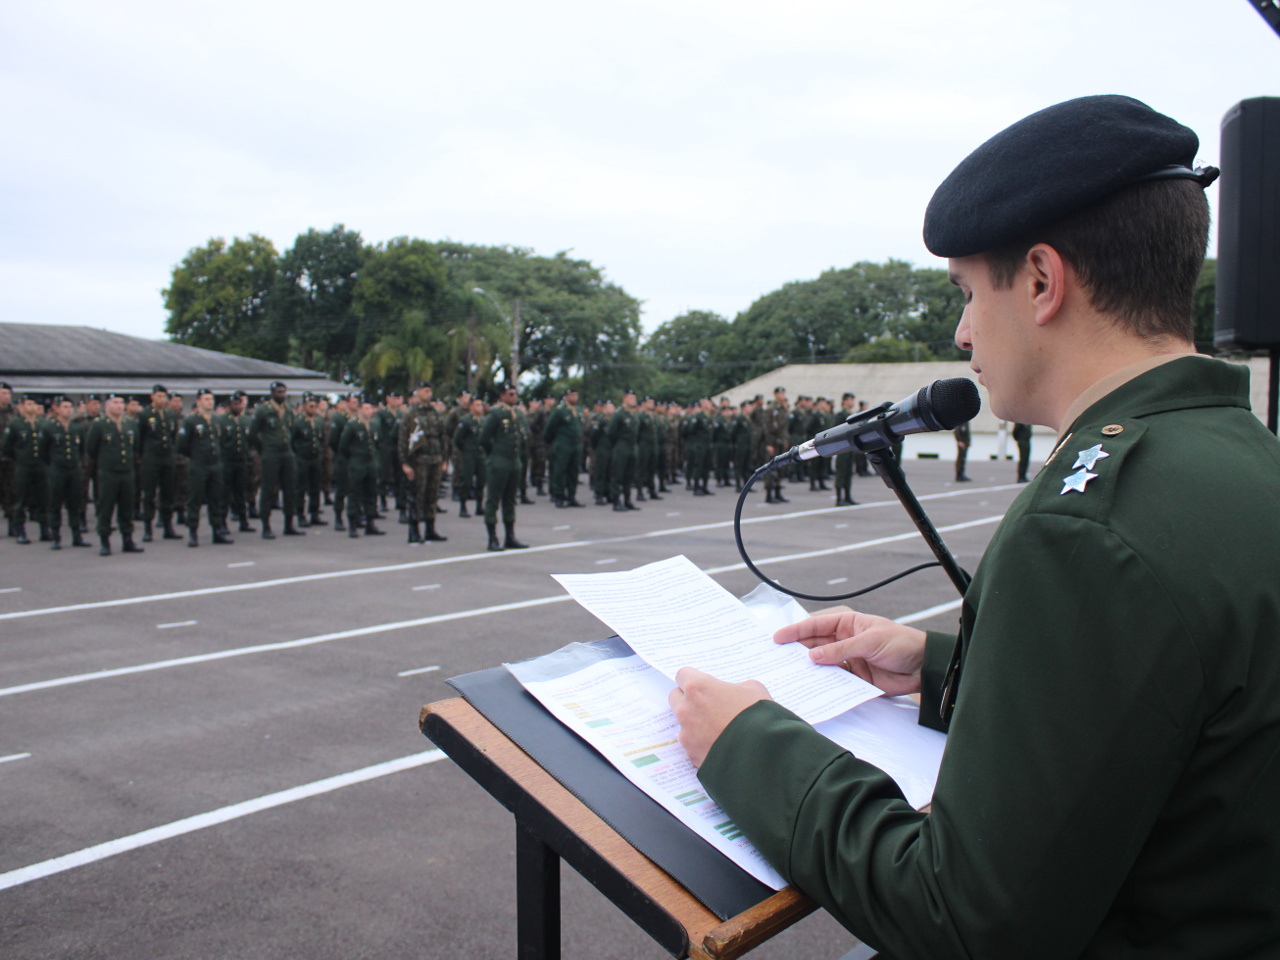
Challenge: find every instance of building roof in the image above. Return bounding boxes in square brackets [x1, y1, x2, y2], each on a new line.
[0, 322, 346, 397]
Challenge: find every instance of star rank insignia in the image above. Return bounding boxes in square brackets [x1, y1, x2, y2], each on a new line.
[1072, 443, 1109, 471]
[1061, 468, 1098, 494]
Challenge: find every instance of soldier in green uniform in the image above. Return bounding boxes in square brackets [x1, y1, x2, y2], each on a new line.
[249, 381, 304, 539]
[452, 397, 487, 518]
[761, 387, 790, 503]
[712, 402, 734, 488]
[832, 393, 860, 504]
[807, 398, 834, 491]
[0, 381, 13, 537]
[291, 393, 327, 528]
[652, 400, 670, 494]
[399, 381, 447, 544]
[442, 391, 471, 508]
[136, 385, 181, 542]
[85, 393, 144, 555]
[953, 419, 972, 483]
[328, 394, 355, 530]
[40, 397, 90, 548]
[607, 389, 640, 511]
[177, 388, 232, 546]
[216, 391, 255, 532]
[528, 397, 550, 497]
[668, 95, 1280, 960]
[169, 392, 189, 524]
[588, 399, 613, 506]
[682, 398, 714, 497]
[730, 400, 755, 493]
[514, 399, 534, 506]
[341, 396, 385, 538]
[72, 393, 102, 532]
[2, 394, 49, 544]
[375, 392, 402, 515]
[1012, 421, 1032, 482]
[544, 389, 584, 508]
[480, 384, 529, 551]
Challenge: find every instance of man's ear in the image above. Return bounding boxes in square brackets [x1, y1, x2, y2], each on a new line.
[1025, 244, 1067, 327]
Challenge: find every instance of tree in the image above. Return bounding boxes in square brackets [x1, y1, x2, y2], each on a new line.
[642, 311, 736, 400]
[357, 309, 444, 396]
[163, 234, 283, 360]
[271, 225, 366, 379]
[352, 237, 450, 351]
[1193, 258, 1217, 352]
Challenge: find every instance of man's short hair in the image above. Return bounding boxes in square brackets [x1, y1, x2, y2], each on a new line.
[983, 179, 1209, 342]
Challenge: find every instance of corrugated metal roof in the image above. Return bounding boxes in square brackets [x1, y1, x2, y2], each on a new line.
[0, 322, 348, 396]
[0, 322, 323, 378]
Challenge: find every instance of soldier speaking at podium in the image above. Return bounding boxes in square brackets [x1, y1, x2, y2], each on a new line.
[670, 96, 1280, 958]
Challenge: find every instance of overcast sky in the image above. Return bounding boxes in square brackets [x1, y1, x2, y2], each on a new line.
[3, 0, 1277, 343]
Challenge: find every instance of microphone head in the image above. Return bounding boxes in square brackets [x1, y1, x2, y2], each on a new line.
[921, 378, 981, 430]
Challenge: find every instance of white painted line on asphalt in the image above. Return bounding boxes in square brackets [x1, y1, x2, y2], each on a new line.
[156, 621, 197, 630]
[0, 749, 447, 892]
[411, 584, 441, 592]
[594, 558, 618, 565]
[835, 523, 848, 529]
[0, 752, 32, 765]
[397, 666, 440, 677]
[827, 578, 848, 585]
[0, 588, 22, 594]
[0, 484, 1016, 623]
[227, 562, 255, 568]
[665, 512, 680, 517]
[553, 525, 571, 531]
[897, 598, 964, 625]
[0, 596, 574, 698]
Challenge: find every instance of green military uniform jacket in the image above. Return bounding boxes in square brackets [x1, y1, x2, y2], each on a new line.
[543, 403, 583, 449]
[177, 413, 222, 469]
[480, 405, 522, 466]
[137, 405, 178, 460]
[292, 414, 325, 462]
[700, 357, 1280, 958]
[216, 412, 251, 462]
[340, 417, 379, 470]
[86, 417, 139, 474]
[249, 401, 294, 456]
[3, 416, 46, 466]
[41, 419, 83, 472]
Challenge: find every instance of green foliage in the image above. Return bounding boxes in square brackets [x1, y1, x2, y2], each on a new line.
[270, 225, 365, 380]
[357, 309, 443, 396]
[845, 336, 935, 363]
[163, 234, 283, 360]
[642, 311, 736, 401]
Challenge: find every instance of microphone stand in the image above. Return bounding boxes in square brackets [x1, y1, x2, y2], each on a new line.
[867, 448, 971, 596]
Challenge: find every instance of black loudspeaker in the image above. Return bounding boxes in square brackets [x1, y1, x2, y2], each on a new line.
[1216, 97, 1280, 350]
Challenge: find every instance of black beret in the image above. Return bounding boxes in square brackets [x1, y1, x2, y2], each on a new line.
[151, 383, 168, 394]
[269, 381, 286, 390]
[88, 394, 102, 402]
[416, 380, 433, 389]
[231, 390, 247, 400]
[196, 387, 214, 398]
[0, 381, 10, 390]
[385, 390, 402, 398]
[773, 386, 786, 394]
[924, 95, 1216, 258]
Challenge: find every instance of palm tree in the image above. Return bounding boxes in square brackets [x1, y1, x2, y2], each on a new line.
[358, 309, 437, 395]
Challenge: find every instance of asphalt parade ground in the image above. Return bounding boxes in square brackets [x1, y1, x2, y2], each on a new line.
[0, 456, 1030, 960]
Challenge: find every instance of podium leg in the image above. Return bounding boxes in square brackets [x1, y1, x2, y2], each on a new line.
[516, 820, 560, 960]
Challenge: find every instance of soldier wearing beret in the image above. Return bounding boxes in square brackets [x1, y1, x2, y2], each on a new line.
[136, 384, 181, 542]
[760, 387, 790, 503]
[0, 381, 15, 537]
[833, 392, 860, 503]
[671, 96, 1280, 958]
[86, 394, 143, 555]
[177, 388, 232, 546]
[399, 382, 447, 544]
[291, 393, 327, 528]
[40, 397, 90, 548]
[216, 391, 255, 532]
[375, 391, 402, 516]
[1012, 421, 1033, 482]
[341, 396, 385, 538]
[480, 384, 529, 551]
[249, 381, 304, 539]
[328, 394, 355, 530]
[607, 389, 641, 511]
[2, 394, 50, 543]
[543, 389, 584, 508]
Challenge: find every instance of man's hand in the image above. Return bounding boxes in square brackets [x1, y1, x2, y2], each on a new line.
[669, 668, 771, 768]
[774, 606, 927, 696]
[402, 464, 414, 480]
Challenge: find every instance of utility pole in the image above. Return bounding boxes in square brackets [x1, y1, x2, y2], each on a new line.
[511, 297, 522, 387]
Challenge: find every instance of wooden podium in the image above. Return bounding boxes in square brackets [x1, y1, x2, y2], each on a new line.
[420, 696, 818, 960]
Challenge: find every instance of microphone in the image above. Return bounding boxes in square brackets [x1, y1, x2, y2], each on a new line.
[779, 378, 980, 464]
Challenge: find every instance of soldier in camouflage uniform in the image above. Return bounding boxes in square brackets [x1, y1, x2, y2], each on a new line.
[86, 394, 144, 555]
[528, 398, 550, 497]
[399, 381, 447, 544]
[41, 397, 90, 548]
[178, 388, 232, 546]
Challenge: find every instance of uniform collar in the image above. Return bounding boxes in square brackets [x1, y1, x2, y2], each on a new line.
[1056, 352, 1190, 439]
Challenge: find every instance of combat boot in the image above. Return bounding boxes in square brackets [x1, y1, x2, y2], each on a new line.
[143, 520, 154, 542]
[613, 500, 627, 512]
[407, 521, 422, 543]
[486, 523, 503, 552]
[648, 487, 662, 501]
[309, 511, 327, 526]
[39, 522, 52, 542]
[365, 518, 385, 536]
[348, 517, 360, 538]
[72, 525, 89, 548]
[212, 527, 234, 545]
[624, 495, 640, 511]
[459, 501, 471, 518]
[162, 514, 182, 540]
[15, 523, 30, 544]
[520, 490, 534, 505]
[99, 535, 112, 556]
[50, 529, 62, 550]
[636, 489, 646, 502]
[503, 523, 528, 550]
[261, 518, 276, 539]
[424, 519, 447, 542]
[297, 513, 311, 528]
[188, 527, 199, 547]
[122, 535, 144, 553]
[333, 510, 346, 531]
[283, 516, 305, 536]
[238, 515, 256, 533]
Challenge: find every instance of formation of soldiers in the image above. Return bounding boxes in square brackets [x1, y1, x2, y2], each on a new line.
[0, 380, 874, 557]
